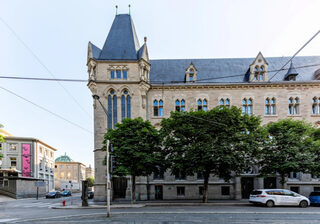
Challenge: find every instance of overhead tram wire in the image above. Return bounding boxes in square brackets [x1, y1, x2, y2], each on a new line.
[0, 85, 92, 134]
[269, 29, 320, 82]
[1, 63, 320, 84]
[0, 16, 91, 118]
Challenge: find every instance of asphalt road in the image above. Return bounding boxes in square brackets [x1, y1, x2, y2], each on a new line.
[2, 196, 320, 223]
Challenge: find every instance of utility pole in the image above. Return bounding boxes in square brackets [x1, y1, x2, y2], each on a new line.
[92, 94, 111, 217]
[106, 140, 111, 217]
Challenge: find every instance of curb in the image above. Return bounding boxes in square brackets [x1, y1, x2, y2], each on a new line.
[52, 202, 250, 209]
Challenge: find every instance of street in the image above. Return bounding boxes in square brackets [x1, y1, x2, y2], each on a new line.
[2, 196, 320, 223]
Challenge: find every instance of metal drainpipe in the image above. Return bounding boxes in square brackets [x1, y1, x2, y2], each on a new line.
[145, 88, 150, 200]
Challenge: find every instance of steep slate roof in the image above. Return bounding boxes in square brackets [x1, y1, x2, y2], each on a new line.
[99, 14, 140, 60]
[284, 62, 299, 80]
[149, 56, 320, 84]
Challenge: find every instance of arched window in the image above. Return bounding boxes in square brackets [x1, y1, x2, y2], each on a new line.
[121, 90, 131, 120]
[288, 97, 299, 115]
[153, 100, 163, 117]
[312, 97, 320, 115]
[259, 67, 264, 80]
[107, 89, 117, 129]
[197, 99, 208, 111]
[219, 98, 230, 108]
[242, 98, 253, 115]
[175, 99, 185, 112]
[265, 98, 276, 115]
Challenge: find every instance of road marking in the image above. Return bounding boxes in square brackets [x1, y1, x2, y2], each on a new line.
[8, 211, 320, 223]
[0, 218, 18, 222]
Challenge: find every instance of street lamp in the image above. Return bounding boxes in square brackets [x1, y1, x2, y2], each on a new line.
[92, 94, 111, 217]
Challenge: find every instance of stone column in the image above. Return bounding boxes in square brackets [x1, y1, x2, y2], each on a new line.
[257, 177, 264, 189]
[234, 176, 241, 200]
[125, 176, 132, 200]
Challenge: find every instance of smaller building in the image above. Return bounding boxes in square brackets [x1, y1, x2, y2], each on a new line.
[54, 153, 86, 191]
[0, 135, 57, 198]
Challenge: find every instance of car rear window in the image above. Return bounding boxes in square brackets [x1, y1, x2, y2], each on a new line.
[310, 192, 320, 196]
[251, 191, 262, 195]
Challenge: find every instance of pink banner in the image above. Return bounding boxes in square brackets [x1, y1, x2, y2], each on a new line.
[22, 144, 31, 177]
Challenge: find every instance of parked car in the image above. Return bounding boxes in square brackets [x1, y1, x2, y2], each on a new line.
[249, 189, 310, 208]
[46, 191, 61, 199]
[88, 191, 94, 199]
[61, 190, 72, 197]
[309, 191, 320, 205]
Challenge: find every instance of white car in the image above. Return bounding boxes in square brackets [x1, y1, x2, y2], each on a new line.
[249, 189, 310, 208]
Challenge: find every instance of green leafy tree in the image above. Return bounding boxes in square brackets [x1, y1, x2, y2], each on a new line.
[103, 117, 162, 203]
[259, 119, 315, 188]
[160, 106, 264, 203]
[86, 177, 95, 187]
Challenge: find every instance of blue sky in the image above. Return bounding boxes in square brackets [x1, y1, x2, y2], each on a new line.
[0, 0, 319, 167]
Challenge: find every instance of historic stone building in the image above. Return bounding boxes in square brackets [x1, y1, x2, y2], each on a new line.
[87, 14, 320, 201]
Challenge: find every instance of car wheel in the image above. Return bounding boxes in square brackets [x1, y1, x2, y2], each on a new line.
[299, 200, 308, 208]
[266, 200, 274, 208]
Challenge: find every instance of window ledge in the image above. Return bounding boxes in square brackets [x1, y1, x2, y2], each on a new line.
[151, 116, 164, 119]
[264, 115, 278, 117]
[287, 115, 302, 117]
[311, 115, 320, 117]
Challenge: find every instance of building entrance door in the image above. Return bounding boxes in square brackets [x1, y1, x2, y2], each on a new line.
[241, 177, 254, 199]
[264, 177, 277, 189]
[112, 177, 127, 199]
[155, 185, 163, 200]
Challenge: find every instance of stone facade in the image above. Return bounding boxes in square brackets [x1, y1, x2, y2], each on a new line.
[87, 14, 320, 201]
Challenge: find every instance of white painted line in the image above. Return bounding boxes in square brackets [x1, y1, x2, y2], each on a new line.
[0, 218, 18, 222]
[9, 211, 320, 223]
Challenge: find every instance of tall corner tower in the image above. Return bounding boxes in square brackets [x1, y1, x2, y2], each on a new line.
[87, 14, 150, 201]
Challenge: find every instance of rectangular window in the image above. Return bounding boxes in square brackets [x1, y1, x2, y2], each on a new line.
[221, 186, 230, 195]
[177, 186, 185, 196]
[248, 105, 253, 115]
[10, 144, 17, 151]
[50, 152, 53, 158]
[123, 70, 127, 79]
[10, 157, 17, 168]
[55, 165, 57, 168]
[290, 186, 300, 194]
[199, 186, 204, 196]
[110, 70, 115, 79]
[116, 70, 121, 79]
[189, 75, 193, 82]
[314, 187, 320, 192]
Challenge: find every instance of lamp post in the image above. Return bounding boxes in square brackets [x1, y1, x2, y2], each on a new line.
[92, 94, 111, 217]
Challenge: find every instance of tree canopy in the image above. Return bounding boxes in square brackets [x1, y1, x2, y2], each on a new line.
[86, 177, 95, 187]
[103, 117, 162, 203]
[160, 106, 264, 202]
[259, 119, 316, 187]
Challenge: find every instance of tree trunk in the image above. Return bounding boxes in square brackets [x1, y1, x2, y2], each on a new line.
[131, 175, 136, 204]
[280, 174, 286, 189]
[202, 172, 209, 203]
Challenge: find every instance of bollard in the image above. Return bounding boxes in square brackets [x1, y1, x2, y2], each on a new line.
[62, 200, 66, 206]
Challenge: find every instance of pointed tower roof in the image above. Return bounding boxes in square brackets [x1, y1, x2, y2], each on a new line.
[284, 62, 298, 80]
[99, 14, 140, 60]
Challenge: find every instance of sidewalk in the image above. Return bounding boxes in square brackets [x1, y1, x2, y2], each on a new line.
[0, 195, 15, 203]
[52, 199, 250, 209]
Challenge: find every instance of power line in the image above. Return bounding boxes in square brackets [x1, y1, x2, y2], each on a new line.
[0, 85, 92, 134]
[1, 63, 320, 84]
[0, 76, 87, 82]
[269, 29, 320, 81]
[0, 16, 91, 118]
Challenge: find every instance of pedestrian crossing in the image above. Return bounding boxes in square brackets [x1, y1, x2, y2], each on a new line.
[7, 202, 61, 208]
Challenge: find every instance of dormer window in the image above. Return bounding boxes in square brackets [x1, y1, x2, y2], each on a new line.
[185, 63, 197, 83]
[284, 62, 298, 81]
[250, 52, 268, 82]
